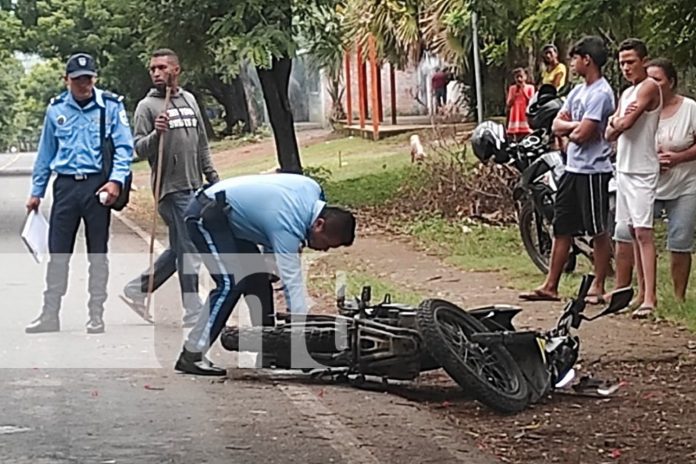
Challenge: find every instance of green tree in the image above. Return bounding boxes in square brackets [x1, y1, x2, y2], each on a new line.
[0, 54, 24, 150]
[12, 0, 151, 111]
[302, 2, 348, 124]
[12, 58, 65, 150]
[344, 0, 423, 69]
[138, 0, 254, 136]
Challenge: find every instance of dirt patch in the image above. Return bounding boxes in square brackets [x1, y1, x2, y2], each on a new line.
[304, 233, 696, 464]
[375, 358, 696, 464]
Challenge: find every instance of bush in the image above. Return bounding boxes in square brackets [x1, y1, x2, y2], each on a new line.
[388, 147, 519, 224]
[303, 165, 333, 190]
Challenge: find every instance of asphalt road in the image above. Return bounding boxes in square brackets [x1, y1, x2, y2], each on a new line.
[0, 153, 499, 464]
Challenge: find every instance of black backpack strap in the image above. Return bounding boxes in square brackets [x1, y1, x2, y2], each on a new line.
[100, 105, 106, 175]
[100, 103, 113, 177]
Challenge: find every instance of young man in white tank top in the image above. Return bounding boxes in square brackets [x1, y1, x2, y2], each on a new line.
[606, 38, 662, 316]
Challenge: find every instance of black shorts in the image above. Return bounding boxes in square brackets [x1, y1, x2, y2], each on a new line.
[553, 172, 611, 237]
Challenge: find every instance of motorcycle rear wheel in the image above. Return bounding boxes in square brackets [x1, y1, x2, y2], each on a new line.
[518, 199, 581, 274]
[417, 299, 530, 413]
[220, 321, 345, 368]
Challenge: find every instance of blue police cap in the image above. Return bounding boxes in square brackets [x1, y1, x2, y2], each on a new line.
[66, 53, 97, 78]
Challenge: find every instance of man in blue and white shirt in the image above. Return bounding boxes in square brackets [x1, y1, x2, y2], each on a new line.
[175, 173, 356, 376]
[25, 53, 134, 335]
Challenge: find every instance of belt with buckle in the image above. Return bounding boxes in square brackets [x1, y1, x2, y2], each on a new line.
[58, 173, 96, 181]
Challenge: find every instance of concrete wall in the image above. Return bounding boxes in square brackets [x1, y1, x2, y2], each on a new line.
[286, 51, 464, 127]
[343, 52, 431, 120]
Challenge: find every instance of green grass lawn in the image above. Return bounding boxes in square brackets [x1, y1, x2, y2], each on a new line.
[132, 132, 695, 331]
[219, 135, 412, 179]
[215, 135, 417, 208]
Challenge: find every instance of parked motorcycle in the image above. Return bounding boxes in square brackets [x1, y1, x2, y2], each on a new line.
[472, 85, 615, 274]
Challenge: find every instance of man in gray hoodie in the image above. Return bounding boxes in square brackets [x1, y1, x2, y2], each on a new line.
[121, 48, 219, 326]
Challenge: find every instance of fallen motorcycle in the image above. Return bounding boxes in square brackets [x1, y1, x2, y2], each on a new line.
[468, 275, 632, 411]
[221, 277, 632, 413]
[221, 285, 530, 412]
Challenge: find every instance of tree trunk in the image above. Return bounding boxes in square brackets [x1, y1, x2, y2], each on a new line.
[257, 57, 303, 174]
[185, 85, 215, 139]
[239, 64, 259, 133]
[203, 74, 252, 135]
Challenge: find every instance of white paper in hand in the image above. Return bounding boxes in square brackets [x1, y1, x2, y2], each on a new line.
[21, 210, 49, 263]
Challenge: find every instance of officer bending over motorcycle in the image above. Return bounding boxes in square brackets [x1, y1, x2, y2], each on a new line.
[174, 173, 356, 376]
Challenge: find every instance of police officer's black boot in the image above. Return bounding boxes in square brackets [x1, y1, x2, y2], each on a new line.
[25, 312, 60, 334]
[87, 255, 107, 334]
[27, 257, 66, 334]
[175, 347, 227, 376]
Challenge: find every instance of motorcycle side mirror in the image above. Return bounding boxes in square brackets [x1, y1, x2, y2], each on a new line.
[360, 286, 372, 307]
[336, 283, 346, 307]
[585, 287, 634, 321]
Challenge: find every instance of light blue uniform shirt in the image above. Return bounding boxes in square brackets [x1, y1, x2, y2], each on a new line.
[204, 174, 326, 313]
[31, 87, 134, 198]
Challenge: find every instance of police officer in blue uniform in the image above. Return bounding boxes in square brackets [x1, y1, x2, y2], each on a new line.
[25, 53, 134, 334]
[174, 173, 355, 376]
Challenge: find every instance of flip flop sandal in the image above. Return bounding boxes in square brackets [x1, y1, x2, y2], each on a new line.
[518, 290, 561, 302]
[631, 306, 654, 319]
[584, 294, 606, 305]
[627, 299, 644, 313]
[119, 295, 154, 324]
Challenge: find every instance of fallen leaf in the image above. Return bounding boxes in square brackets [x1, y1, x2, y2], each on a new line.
[0, 426, 31, 435]
[226, 444, 252, 450]
[610, 449, 622, 459]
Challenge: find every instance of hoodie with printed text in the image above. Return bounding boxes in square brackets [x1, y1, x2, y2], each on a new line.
[133, 88, 218, 200]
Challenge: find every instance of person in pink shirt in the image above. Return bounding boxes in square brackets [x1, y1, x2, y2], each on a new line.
[506, 68, 535, 140]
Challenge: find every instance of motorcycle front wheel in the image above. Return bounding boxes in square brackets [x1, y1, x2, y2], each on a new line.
[417, 299, 530, 413]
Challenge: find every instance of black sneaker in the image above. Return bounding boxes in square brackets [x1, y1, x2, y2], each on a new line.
[174, 348, 226, 376]
[86, 316, 105, 334]
[25, 313, 60, 334]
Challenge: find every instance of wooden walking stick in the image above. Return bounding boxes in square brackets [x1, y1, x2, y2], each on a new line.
[143, 79, 173, 323]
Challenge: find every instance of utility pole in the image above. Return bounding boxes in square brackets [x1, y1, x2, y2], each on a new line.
[472, 11, 484, 123]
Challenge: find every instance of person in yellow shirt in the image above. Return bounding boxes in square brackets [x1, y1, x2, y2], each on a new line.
[541, 44, 568, 91]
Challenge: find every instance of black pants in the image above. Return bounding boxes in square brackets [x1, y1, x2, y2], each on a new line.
[43, 174, 110, 317]
[123, 190, 203, 323]
[183, 197, 275, 354]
